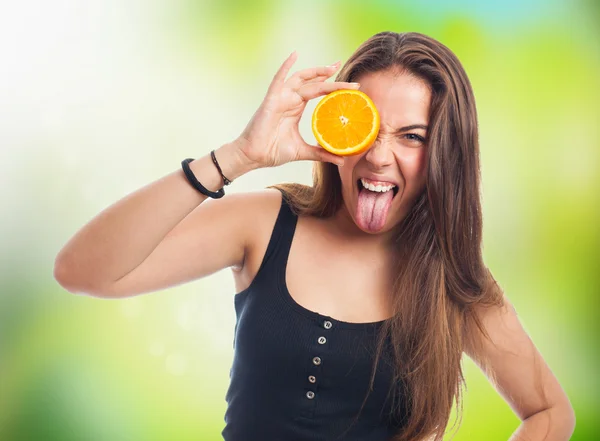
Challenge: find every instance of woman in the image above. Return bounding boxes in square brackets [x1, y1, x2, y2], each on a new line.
[54, 32, 575, 440]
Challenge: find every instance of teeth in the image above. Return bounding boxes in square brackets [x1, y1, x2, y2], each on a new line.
[360, 178, 396, 193]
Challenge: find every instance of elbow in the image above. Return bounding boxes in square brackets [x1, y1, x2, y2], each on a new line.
[54, 259, 122, 299]
[53, 258, 97, 297]
[564, 402, 576, 438]
[549, 400, 576, 439]
[556, 392, 576, 436]
[53, 258, 80, 294]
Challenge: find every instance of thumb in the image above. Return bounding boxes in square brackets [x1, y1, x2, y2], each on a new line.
[300, 142, 345, 166]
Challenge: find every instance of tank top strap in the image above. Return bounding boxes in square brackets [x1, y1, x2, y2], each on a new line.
[250, 189, 298, 286]
[270, 189, 298, 259]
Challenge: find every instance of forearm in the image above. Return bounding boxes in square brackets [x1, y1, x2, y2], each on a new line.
[508, 405, 575, 441]
[54, 140, 256, 290]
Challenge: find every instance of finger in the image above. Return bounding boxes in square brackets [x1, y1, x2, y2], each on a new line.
[304, 74, 333, 84]
[297, 81, 361, 101]
[267, 51, 298, 95]
[287, 62, 341, 88]
[299, 143, 345, 166]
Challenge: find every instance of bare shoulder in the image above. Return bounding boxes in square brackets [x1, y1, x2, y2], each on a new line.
[197, 186, 284, 262]
[231, 187, 284, 293]
[240, 187, 283, 214]
[233, 187, 284, 269]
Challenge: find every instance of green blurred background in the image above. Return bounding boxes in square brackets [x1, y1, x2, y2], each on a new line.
[1, 0, 598, 439]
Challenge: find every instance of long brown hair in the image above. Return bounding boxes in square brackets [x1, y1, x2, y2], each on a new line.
[268, 31, 537, 441]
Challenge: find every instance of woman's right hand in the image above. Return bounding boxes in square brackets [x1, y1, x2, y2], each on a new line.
[235, 51, 360, 169]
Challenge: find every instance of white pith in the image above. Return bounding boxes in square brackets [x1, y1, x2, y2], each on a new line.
[360, 178, 397, 193]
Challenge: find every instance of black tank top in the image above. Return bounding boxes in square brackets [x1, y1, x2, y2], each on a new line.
[222, 189, 408, 440]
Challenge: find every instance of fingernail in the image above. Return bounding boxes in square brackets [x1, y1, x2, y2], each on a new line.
[350, 82, 360, 87]
[328, 60, 341, 67]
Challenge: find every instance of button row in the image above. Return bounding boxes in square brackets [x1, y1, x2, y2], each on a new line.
[306, 320, 333, 400]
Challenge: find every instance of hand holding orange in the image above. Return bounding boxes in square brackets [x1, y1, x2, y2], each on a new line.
[311, 89, 380, 156]
[235, 52, 364, 169]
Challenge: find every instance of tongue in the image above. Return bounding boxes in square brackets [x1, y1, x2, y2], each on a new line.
[356, 187, 394, 232]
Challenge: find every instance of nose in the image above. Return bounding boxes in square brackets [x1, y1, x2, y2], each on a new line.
[364, 136, 394, 169]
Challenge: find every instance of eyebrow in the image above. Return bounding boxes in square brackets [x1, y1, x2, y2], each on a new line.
[393, 124, 428, 133]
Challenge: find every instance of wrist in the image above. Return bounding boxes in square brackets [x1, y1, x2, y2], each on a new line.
[214, 139, 260, 182]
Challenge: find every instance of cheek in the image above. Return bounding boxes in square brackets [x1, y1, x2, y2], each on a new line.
[337, 169, 354, 194]
[339, 159, 361, 187]
[400, 150, 428, 187]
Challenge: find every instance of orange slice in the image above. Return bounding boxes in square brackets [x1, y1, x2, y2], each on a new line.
[311, 89, 380, 156]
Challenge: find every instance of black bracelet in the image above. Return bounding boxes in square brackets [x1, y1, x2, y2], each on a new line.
[181, 158, 225, 199]
[211, 150, 232, 186]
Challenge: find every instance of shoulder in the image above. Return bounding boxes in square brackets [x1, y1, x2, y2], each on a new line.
[241, 187, 284, 219]
[226, 188, 284, 274]
[201, 187, 284, 231]
[218, 187, 283, 217]
[234, 187, 285, 251]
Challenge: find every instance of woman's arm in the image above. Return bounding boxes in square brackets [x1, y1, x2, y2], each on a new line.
[463, 294, 576, 440]
[54, 140, 256, 294]
[508, 404, 576, 441]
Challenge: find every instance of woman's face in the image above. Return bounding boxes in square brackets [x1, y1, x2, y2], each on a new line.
[336, 69, 431, 237]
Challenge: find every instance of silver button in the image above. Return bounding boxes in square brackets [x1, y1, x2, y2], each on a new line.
[324, 320, 332, 329]
[308, 375, 316, 383]
[317, 336, 327, 344]
[306, 391, 315, 399]
[312, 356, 321, 365]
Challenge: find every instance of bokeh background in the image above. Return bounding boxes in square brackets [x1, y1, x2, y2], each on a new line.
[1, 0, 598, 440]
